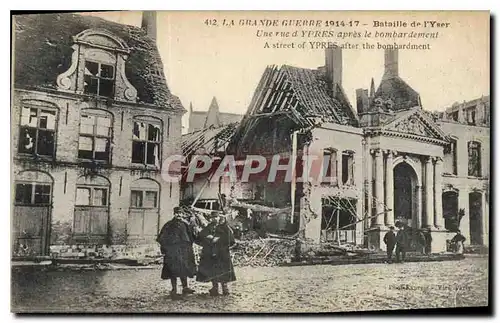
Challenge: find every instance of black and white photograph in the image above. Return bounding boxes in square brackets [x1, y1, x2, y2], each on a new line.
[10, 10, 490, 313]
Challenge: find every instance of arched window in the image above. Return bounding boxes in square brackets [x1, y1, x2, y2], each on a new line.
[78, 109, 113, 163]
[74, 175, 110, 242]
[128, 178, 160, 241]
[18, 101, 58, 158]
[131, 116, 162, 167]
[468, 141, 481, 177]
[14, 170, 53, 205]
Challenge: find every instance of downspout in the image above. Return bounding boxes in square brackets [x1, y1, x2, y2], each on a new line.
[290, 130, 299, 224]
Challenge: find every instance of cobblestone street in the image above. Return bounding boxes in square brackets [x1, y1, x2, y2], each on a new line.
[11, 256, 488, 313]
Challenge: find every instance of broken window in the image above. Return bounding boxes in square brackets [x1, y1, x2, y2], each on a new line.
[322, 148, 337, 184]
[444, 139, 458, 175]
[78, 111, 112, 162]
[132, 119, 161, 166]
[468, 141, 481, 177]
[466, 107, 476, 125]
[75, 186, 108, 206]
[342, 151, 355, 185]
[18, 106, 56, 157]
[84, 61, 115, 98]
[130, 190, 158, 208]
[15, 183, 51, 205]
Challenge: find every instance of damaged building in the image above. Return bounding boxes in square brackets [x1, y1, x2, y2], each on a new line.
[212, 46, 489, 252]
[12, 12, 185, 258]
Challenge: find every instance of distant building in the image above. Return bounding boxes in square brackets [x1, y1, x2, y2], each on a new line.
[12, 12, 185, 258]
[188, 97, 243, 133]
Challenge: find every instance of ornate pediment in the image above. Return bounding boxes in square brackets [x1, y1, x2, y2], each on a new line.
[389, 114, 434, 136]
[382, 110, 448, 143]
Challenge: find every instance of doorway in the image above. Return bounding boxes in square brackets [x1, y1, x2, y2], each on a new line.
[13, 171, 53, 257]
[469, 192, 483, 245]
[393, 162, 418, 227]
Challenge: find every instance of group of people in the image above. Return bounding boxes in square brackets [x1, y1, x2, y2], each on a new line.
[383, 223, 467, 263]
[156, 207, 236, 299]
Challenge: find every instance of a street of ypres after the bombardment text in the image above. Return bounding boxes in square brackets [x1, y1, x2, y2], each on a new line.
[11, 11, 489, 313]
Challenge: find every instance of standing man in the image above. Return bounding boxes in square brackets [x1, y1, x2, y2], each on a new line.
[395, 224, 409, 263]
[383, 226, 397, 263]
[157, 207, 197, 299]
[196, 211, 237, 296]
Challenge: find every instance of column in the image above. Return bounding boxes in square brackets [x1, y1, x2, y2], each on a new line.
[424, 157, 434, 228]
[415, 185, 422, 228]
[384, 150, 395, 226]
[365, 145, 373, 230]
[434, 157, 444, 229]
[373, 149, 384, 227]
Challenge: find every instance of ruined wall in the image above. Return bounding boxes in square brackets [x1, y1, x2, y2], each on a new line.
[438, 121, 490, 246]
[301, 123, 364, 244]
[12, 89, 183, 257]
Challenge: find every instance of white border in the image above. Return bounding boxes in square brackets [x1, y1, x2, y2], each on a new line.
[2, 1, 497, 322]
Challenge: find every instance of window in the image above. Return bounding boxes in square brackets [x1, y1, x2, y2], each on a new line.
[18, 106, 56, 157]
[84, 61, 115, 97]
[130, 190, 158, 208]
[468, 141, 481, 177]
[75, 186, 108, 206]
[15, 183, 51, 205]
[322, 148, 337, 184]
[78, 110, 112, 162]
[342, 151, 355, 185]
[132, 118, 161, 166]
[466, 107, 476, 125]
[451, 140, 458, 175]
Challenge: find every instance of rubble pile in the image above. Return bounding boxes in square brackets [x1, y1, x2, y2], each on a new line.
[230, 238, 297, 267]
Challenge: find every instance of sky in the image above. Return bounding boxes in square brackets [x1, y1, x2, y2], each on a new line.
[81, 11, 490, 132]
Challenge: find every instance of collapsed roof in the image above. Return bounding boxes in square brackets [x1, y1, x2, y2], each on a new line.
[227, 64, 359, 156]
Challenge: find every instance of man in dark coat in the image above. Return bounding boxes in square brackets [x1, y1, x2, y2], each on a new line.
[196, 211, 236, 296]
[383, 226, 397, 263]
[157, 207, 197, 299]
[395, 225, 409, 263]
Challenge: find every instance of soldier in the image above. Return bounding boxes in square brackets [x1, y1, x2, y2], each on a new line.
[196, 212, 236, 296]
[157, 207, 197, 299]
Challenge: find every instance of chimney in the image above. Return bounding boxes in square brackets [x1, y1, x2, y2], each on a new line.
[356, 89, 369, 114]
[141, 11, 157, 41]
[325, 45, 342, 94]
[383, 48, 398, 79]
